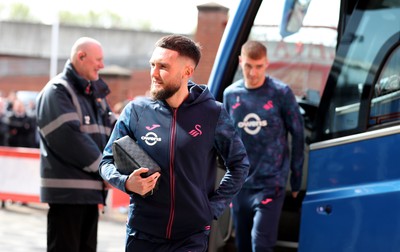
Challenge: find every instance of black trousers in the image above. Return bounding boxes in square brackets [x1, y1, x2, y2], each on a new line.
[47, 204, 99, 252]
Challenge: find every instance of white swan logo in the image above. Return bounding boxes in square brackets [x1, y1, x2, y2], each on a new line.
[238, 113, 267, 135]
[141, 132, 162, 146]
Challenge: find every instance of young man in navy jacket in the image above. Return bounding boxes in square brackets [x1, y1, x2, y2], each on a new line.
[223, 40, 305, 252]
[99, 34, 250, 251]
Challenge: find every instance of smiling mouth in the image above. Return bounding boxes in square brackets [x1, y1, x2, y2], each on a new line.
[152, 80, 163, 86]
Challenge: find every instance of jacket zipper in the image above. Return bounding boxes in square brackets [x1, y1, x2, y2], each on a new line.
[166, 108, 177, 238]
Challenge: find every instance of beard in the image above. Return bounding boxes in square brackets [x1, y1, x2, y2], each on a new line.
[150, 81, 180, 100]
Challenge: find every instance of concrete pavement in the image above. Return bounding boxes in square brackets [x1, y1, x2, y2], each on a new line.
[0, 202, 127, 252]
[0, 202, 297, 252]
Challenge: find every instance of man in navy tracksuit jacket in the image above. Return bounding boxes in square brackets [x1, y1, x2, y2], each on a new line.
[99, 35, 250, 251]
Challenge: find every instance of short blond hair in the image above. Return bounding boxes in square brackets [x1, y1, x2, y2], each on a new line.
[241, 40, 267, 60]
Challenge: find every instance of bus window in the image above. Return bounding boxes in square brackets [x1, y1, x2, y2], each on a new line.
[319, 1, 400, 140]
[231, 0, 338, 101]
[369, 46, 400, 126]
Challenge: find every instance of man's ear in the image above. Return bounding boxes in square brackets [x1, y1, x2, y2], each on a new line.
[184, 66, 194, 77]
[79, 52, 86, 61]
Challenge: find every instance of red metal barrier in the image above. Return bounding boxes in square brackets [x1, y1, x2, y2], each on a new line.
[0, 146, 129, 208]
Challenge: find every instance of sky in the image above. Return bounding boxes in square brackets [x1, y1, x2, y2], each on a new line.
[1, 0, 339, 34]
[1, 0, 240, 33]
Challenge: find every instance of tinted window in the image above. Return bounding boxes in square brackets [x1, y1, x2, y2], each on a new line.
[369, 45, 400, 126]
[319, 2, 400, 140]
[232, 0, 338, 101]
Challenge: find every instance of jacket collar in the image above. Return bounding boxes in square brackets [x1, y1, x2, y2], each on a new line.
[63, 60, 110, 99]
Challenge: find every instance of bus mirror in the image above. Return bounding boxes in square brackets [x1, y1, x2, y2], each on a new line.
[280, 0, 311, 38]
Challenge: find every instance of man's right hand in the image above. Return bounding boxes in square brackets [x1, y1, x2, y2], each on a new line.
[125, 168, 160, 196]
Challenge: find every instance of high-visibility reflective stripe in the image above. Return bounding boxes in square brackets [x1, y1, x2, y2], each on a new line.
[57, 79, 113, 136]
[41, 178, 103, 190]
[81, 124, 112, 135]
[83, 154, 102, 173]
[103, 125, 112, 135]
[58, 79, 83, 125]
[40, 113, 112, 137]
[40, 112, 79, 137]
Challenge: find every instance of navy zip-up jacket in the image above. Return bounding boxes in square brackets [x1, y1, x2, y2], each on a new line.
[36, 60, 115, 205]
[99, 82, 249, 240]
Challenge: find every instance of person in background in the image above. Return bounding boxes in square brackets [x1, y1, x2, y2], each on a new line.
[36, 37, 115, 252]
[0, 97, 8, 146]
[6, 99, 37, 147]
[112, 99, 130, 118]
[5, 90, 17, 112]
[223, 40, 305, 252]
[99, 34, 250, 252]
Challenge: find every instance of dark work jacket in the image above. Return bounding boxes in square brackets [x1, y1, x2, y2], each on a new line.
[36, 60, 116, 204]
[99, 82, 250, 240]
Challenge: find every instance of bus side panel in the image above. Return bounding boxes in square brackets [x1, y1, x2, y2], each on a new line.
[298, 132, 400, 252]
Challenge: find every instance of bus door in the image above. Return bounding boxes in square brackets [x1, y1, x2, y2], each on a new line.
[208, 0, 337, 250]
[299, 1, 400, 251]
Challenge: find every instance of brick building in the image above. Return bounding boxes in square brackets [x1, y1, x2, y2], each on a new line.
[0, 3, 230, 110]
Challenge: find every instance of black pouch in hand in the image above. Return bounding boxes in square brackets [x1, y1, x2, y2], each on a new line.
[112, 135, 161, 197]
[112, 135, 161, 177]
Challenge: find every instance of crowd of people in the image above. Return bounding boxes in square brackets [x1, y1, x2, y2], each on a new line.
[0, 91, 39, 148]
